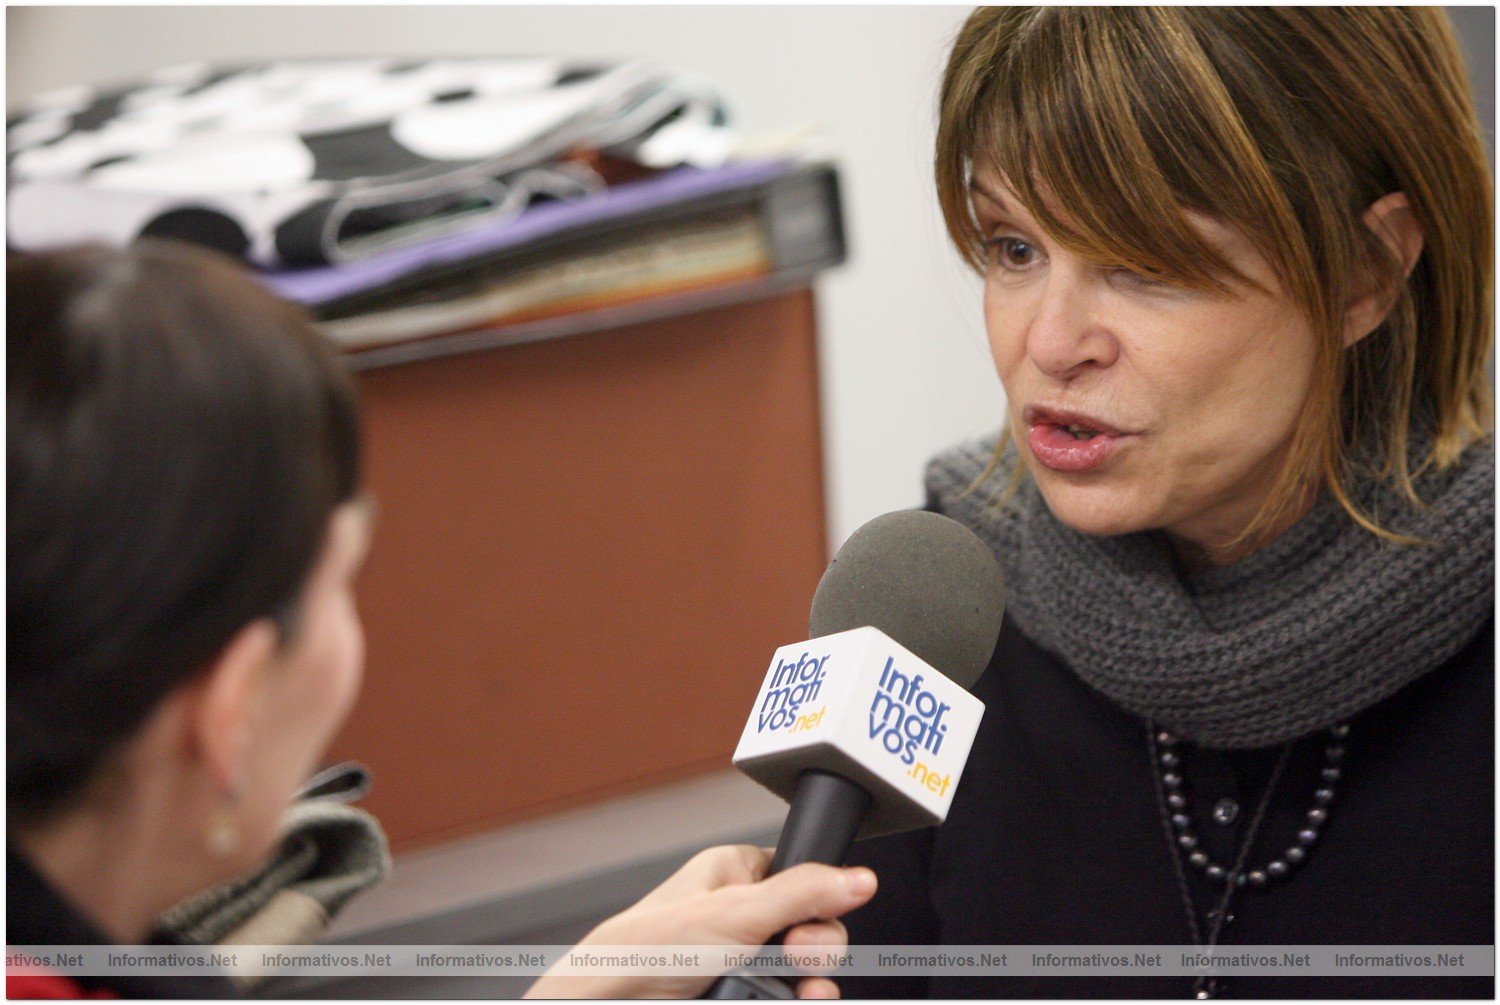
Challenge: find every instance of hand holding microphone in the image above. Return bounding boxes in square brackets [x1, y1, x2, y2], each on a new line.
[525, 845, 875, 1000]
[529, 510, 1002, 1001]
[707, 510, 1005, 999]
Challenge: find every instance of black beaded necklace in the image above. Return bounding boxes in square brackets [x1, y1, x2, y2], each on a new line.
[1147, 722, 1350, 999]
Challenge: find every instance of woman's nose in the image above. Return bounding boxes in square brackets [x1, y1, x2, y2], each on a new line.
[1025, 274, 1120, 379]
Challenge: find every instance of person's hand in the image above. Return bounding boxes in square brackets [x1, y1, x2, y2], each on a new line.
[524, 845, 877, 999]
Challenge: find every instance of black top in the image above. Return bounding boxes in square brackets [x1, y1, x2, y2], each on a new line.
[6, 847, 237, 998]
[841, 614, 1494, 999]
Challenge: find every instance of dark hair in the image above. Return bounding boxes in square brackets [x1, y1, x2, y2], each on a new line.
[8, 240, 362, 821]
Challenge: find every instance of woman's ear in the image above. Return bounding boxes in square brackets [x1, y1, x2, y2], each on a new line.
[187, 619, 279, 799]
[1344, 191, 1425, 348]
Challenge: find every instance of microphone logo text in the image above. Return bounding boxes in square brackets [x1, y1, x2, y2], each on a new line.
[869, 657, 951, 780]
[756, 652, 830, 732]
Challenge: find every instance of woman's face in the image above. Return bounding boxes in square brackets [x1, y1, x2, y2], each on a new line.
[970, 167, 1320, 557]
[236, 501, 372, 863]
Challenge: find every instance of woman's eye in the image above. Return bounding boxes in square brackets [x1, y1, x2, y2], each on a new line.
[984, 236, 1042, 271]
[1111, 268, 1170, 291]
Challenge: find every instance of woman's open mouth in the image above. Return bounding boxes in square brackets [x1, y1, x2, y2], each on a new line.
[1023, 405, 1132, 473]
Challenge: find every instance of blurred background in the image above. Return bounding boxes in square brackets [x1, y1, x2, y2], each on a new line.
[8, 6, 1493, 997]
[10, 5, 1004, 547]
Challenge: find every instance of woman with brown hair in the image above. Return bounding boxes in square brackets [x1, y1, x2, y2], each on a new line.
[843, 8, 1493, 998]
[7, 240, 875, 999]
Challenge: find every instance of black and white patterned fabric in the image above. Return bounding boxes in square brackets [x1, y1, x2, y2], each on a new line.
[7, 58, 736, 266]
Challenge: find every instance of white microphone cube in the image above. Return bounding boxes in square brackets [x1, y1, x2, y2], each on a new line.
[731, 626, 986, 838]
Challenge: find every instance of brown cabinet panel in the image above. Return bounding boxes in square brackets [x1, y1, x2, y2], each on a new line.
[326, 290, 828, 851]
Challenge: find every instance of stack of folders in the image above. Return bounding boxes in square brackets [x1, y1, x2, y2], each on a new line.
[7, 57, 848, 362]
[273, 158, 847, 360]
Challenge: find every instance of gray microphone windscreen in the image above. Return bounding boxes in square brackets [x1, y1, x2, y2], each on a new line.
[808, 510, 1005, 692]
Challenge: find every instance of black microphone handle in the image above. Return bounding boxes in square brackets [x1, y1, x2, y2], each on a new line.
[768, 769, 873, 872]
[704, 770, 873, 1000]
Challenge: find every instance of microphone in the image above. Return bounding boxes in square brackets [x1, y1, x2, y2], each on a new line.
[705, 510, 1005, 999]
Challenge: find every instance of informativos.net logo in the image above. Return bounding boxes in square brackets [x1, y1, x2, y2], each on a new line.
[868, 655, 954, 796]
[868, 656, 950, 762]
[754, 651, 828, 733]
[731, 627, 985, 836]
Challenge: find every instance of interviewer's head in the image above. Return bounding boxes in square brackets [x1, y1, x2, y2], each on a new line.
[938, 8, 1492, 566]
[8, 241, 368, 934]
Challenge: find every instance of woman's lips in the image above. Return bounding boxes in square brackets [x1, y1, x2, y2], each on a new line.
[1023, 407, 1133, 473]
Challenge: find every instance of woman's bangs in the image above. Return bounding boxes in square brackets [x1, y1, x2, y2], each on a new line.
[971, 9, 1278, 295]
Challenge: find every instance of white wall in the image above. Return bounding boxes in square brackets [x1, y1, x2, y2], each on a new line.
[6, 5, 1005, 551]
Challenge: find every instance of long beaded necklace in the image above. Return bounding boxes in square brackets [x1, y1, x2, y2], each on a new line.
[1147, 722, 1350, 999]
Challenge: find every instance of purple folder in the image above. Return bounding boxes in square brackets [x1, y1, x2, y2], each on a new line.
[260, 160, 795, 307]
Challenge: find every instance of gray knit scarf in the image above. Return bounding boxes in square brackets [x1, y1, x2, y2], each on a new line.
[926, 429, 1495, 749]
